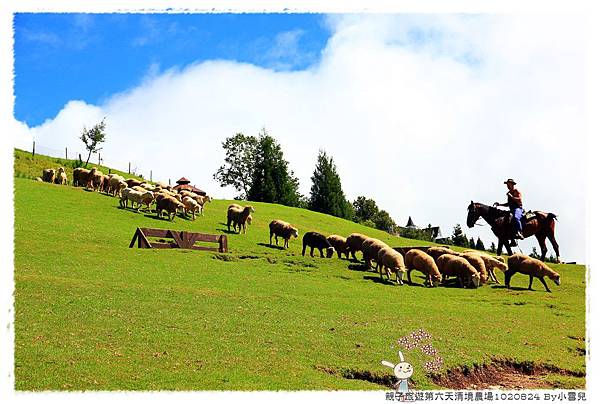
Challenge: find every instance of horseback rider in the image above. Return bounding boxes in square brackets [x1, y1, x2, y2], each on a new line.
[493, 178, 524, 242]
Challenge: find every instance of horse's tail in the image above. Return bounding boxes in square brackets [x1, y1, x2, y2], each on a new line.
[546, 213, 557, 232]
[547, 213, 557, 221]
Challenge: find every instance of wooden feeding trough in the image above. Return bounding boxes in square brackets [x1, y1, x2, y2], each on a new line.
[129, 227, 228, 253]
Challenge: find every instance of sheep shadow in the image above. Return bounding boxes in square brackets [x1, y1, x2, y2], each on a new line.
[363, 275, 399, 286]
[347, 263, 369, 272]
[220, 229, 239, 235]
[257, 242, 286, 251]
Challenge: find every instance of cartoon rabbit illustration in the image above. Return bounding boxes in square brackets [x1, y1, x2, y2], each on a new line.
[382, 350, 413, 392]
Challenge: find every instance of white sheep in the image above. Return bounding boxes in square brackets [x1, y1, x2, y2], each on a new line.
[182, 196, 200, 220]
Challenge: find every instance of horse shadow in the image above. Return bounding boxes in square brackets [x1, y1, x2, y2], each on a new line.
[491, 285, 530, 291]
[257, 242, 285, 251]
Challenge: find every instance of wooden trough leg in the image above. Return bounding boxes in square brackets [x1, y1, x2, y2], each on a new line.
[219, 235, 228, 253]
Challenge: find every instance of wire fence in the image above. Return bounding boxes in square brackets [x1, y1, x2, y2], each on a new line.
[28, 140, 163, 184]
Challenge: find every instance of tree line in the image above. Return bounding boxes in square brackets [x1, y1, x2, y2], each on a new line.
[213, 129, 490, 251]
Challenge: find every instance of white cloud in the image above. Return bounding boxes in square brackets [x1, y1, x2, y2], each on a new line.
[12, 14, 586, 262]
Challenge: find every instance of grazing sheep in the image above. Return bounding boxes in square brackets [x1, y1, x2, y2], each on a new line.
[327, 235, 350, 259]
[120, 189, 154, 212]
[108, 176, 128, 197]
[302, 232, 335, 258]
[505, 254, 561, 292]
[459, 253, 488, 284]
[139, 183, 155, 191]
[54, 167, 68, 185]
[182, 196, 200, 220]
[427, 246, 460, 261]
[436, 254, 480, 288]
[404, 249, 442, 287]
[462, 250, 507, 283]
[126, 178, 143, 188]
[72, 167, 90, 187]
[156, 195, 185, 221]
[234, 214, 252, 233]
[42, 168, 56, 183]
[378, 247, 407, 284]
[132, 185, 147, 193]
[346, 233, 370, 261]
[227, 205, 255, 234]
[86, 167, 104, 191]
[361, 238, 388, 270]
[269, 219, 298, 248]
[194, 195, 212, 215]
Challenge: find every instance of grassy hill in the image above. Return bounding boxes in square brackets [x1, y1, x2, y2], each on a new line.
[13, 154, 586, 391]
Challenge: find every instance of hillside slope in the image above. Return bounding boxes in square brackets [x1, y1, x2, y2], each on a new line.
[13, 176, 585, 390]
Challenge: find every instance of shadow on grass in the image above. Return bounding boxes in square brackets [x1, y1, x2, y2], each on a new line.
[257, 242, 286, 251]
[363, 275, 399, 286]
[491, 285, 531, 291]
[347, 263, 369, 272]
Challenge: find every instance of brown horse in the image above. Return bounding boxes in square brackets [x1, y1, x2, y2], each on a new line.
[466, 201, 560, 262]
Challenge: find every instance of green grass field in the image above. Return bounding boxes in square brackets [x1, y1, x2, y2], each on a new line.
[13, 152, 586, 391]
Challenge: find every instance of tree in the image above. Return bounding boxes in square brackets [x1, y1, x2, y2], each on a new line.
[213, 133, 259, 200]
[469, 237, 476, 249]
[308, 150, 353, 219]
[353, 196, 379, 223]
[489, 242, 497, 253]
[373, 210, 396, 233]
[475, 237, 485, 251]
[80, 118, 107, 167]
[247, 129, 301, 207]
[451, 224, 469, 247]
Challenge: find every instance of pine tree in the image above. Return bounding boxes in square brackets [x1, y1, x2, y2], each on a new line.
[469, 237, 476, 249]
[475, 237, 485, 250]
[308, 150, 352, 219]
[451, 224, 469, 247]
[489, 242, 497, 253]
[247, 129, 301, 207]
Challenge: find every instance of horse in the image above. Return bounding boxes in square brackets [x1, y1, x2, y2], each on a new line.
[466, 201, 561, 263]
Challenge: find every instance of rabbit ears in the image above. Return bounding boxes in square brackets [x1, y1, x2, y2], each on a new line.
[398, 350, 405, 362]
[381, 360, 395, 368]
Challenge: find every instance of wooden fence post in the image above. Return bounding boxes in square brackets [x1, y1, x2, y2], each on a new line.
[98, 153, 101, 166]
[128, 162, 131, 174]
[65, 147, 68, 160]
[32, 141, 35, 159]
[150, 170, 153, 182]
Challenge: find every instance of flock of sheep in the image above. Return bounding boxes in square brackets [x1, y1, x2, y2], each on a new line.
[38, 166, 212, 220]
[38, 165, 562, 292]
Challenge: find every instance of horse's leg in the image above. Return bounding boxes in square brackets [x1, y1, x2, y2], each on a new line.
[503, 240, 513, 256]
[548, 234, 561, 263]
[497, 239, 503, 256]
[535, 234, 548, 262]
[528, 275, 534, 290]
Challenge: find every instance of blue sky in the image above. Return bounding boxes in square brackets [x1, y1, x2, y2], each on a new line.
[14, 13, 330, 126]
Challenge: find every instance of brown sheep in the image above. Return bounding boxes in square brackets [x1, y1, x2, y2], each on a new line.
[362, 238, 388, 271]
[346, 233, 369, 261]
[227, 205, 254, 234]
[269, 220, 298, 249]
[234, 214, 252, 233]
[437, 254, 480, 288]
[462, 250, 507, 283]
[505, 254, 561, 292]
[326, 235, 350, 259]
[72, 167, 90, 187]
[41, 168, 56, 183]
[459, 253, 488, 284]
[378, 247, 407, 285]
[156, 194, 184, 221]
[86, 167, 104, 191]
[126, 178, 143, 188]
[405, 249, 442, 287]
[427, 246, 459, 261]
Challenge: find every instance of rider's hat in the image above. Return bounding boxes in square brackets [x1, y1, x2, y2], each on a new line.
[503, 178, 517, 185]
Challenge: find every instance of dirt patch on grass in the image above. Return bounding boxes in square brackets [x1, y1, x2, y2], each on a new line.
[315, 365, 398, 388]
[430, 358, 585, 390]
